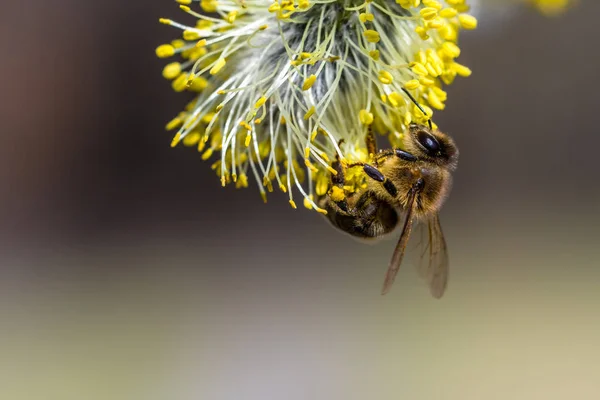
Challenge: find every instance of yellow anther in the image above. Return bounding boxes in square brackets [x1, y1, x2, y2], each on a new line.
[451, 62, 472, 77]
[159, 18, 172, 25]
[268, 2, 281, 12]
[279, 183, 287, 192]
[236, 173, 248, 188]
[378, 70, 393, 85]
[196, 20, 213, 30]
[305, 160, 318, 172]
[240, 121, 252, 131]
[411, 62, 429, 76]
[326, 166, 338, 175]
[176, 0, 192, 4]
[201, 148, 214, 160]
[280, 116, 286, 124]
[216, 103, 224, 111]
[200, 0, 218, 12]
[302, 74, 317, 90]
[439, 8, 458, 18]
[419, 7, 438, 20]
[359, 109, 374, 125]
[427, 17, 444, 30]
[304, 147, 311, 158]
[225, 11, 238, 23]
[188, 76, 208, 92]
[161, 68, 180, 87]
[458, 14, 478, 30]
[259, 24, 268, 31]
[183, 132, 201, 146]
[254, 118, 262, 124]
[179, 5, 191, 12]
[210, 58, 226, 75]
[298, 0, 310, 9]
[156, 44, 175, 58]
[404, 79, 420, 90]
[171, 39, 185, 49]
[388, 92, 405, 108]
[289, 200, 297, 209]
[310, 130, 318, 142]
[439, 23, 457, 41]
[363, 29, 380, 43]
[172, 73, 190, 92]
[427, 90, 445, 110]
[425, 62, 439, 77]
[165, 117, 182, 131]
[415, 26, 429, 41]
[422, 0, 442, 10]
[359, 12, 374, 23]
[260, 192, 268, 203]
[441, 41, 461, 58]
[303, 196, 313, 210]
[183, 30, 202, 41]
[316, 207, 328, 215]
[170, 133, 182, 147]
[303, 106, 315, 120]
[369, 50, 380, 61]
[195, 39, 207, 48]
[254, 96, 267, 108]
[419, 76, 435, 86]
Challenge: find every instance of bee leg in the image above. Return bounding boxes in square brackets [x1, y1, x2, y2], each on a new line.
[363, 164, 399, 198]
[328, 157, 350, 212]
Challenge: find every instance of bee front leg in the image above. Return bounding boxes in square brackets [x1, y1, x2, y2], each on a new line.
[328, 157, 350, 212]
[363, 164, 399, 198]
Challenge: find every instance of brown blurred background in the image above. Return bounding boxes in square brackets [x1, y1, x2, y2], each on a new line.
[1, 1, 599, 400]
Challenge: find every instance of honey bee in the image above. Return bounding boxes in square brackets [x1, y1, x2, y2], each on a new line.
[319, 122, 458, 298]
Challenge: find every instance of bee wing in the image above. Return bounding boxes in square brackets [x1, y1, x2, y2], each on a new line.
[381, 186, 419, 295]
[416, 214, 449, 299]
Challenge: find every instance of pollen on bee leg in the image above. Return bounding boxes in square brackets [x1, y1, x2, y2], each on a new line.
[330, 186, 345, 202]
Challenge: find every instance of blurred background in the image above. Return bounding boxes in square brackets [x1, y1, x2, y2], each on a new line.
[1, 1, 599, 399]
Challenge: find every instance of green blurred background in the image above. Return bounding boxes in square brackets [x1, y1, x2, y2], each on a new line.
[1, 1, 599, 399]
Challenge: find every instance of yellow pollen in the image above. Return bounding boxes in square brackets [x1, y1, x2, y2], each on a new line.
[304, 106, 316, 120]
[458, 14, 478, 30]
[404, 79, 420, 90]
[201, 148, 214, 160]
[359, 109, 374, 125]
[155, 44, 175, 58]
[363, 30, 380, 43]
[254, 96, 267, 108]
[302, 75, 317, 90]
[378, 70, 393, 85]
[330, 186, 345, 202]
[210, 58, 226, 75]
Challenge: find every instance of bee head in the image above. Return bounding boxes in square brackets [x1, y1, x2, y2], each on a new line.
[404, 123, 459, 170]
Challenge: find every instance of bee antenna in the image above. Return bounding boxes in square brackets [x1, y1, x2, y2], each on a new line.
[401, 88, 433, 130]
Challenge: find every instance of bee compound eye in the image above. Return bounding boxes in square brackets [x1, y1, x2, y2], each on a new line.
[417, 131, 441, 155]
